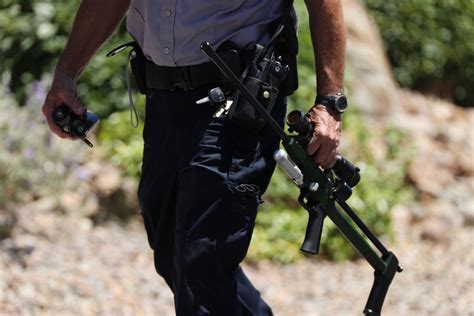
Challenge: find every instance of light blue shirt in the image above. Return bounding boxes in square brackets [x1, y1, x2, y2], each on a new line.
[127, 0, 290, 66]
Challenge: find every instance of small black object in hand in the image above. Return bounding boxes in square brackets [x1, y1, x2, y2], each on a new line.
[52, 104, 100, 147]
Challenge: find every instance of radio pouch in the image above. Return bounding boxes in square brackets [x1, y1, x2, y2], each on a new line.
[228, 44, 285, 133]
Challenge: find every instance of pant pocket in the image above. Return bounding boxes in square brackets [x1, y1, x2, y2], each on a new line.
[217, 184, 261, 272]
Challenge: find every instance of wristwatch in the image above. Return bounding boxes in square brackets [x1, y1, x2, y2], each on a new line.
[315, 93, 348, 114]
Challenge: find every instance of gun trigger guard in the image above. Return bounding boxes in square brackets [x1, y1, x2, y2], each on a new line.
[298, 190, 320, 214]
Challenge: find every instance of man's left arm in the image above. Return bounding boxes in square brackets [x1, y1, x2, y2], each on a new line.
[304, 0, 346, 169]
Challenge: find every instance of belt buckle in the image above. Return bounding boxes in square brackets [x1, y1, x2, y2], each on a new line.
[172, 66, 193, 91]
[182, 67, 193, 91]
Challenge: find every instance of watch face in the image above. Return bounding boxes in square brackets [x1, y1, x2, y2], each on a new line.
[335, 96, 348, 112]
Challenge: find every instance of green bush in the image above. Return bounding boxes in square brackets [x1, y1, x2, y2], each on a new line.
[97, 105, 145, 179]
[363, 0, 474, 106]
[0, 0, 132, 116]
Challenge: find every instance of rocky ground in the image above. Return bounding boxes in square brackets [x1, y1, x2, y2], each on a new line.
[1, 199, 473, 316]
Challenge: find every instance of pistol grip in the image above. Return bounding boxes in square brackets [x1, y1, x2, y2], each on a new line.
[300, 209, 326, 255]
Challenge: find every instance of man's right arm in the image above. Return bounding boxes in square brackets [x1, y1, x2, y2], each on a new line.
[42, 0, 130, 139]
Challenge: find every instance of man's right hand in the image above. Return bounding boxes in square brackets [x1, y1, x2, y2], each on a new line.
[42, 70, 86, 140]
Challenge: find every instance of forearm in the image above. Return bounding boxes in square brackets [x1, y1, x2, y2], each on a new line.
[305, 0, 345, 95]
[57, 0, 130, 78]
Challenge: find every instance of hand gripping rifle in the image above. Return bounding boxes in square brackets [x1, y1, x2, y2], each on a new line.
[201, 42, 402, 316]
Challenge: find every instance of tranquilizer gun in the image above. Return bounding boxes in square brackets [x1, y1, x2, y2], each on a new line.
[200, 41, 403, 316]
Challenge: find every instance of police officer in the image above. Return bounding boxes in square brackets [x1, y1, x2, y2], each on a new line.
[42, 1, 346, 315]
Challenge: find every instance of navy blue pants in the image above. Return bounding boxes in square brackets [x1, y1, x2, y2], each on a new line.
[138, 84, 286, 315]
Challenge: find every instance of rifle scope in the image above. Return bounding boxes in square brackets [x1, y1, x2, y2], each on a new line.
[286, 110, 360, 187]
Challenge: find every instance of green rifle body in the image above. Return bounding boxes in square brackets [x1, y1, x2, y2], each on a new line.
[200, 41, 402, 316]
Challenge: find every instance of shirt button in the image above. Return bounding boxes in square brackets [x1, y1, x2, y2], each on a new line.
[164, 10, 171, 17]
[163, 47, 170, 54]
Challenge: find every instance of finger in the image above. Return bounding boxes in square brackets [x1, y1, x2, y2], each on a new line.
[62, 93, 86, 115]
[320, 135, 339, 168]
[306, 133, 323, 156]
[315, 140, 332, 167]
[42, 95, 77, 140]
[321, 148, 338, 169]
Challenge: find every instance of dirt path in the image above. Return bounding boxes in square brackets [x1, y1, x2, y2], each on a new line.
[1, 205, 472, 316]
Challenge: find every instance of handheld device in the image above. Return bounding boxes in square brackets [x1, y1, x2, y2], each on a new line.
[52, 104, 100, 147]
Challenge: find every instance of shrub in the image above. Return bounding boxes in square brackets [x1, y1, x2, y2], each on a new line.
[97, 105, 145, 179]
[0, 85, 87, 209]
[363, 0, 474, 106]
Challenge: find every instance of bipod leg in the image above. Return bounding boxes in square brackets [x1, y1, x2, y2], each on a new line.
[322, 202, 402, 315]
[364, 252, 402, 315]
[327, 200, 403, 315]
[337, 200, 389, 256]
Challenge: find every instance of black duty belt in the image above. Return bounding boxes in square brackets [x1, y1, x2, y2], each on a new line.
[145, 61, 223, 91]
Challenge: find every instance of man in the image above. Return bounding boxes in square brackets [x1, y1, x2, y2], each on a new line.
[42, 0, 345, 315]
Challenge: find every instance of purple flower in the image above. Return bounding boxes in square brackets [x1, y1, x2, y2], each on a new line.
[24, 147, 35, 159]
[30, 81, 47, 106]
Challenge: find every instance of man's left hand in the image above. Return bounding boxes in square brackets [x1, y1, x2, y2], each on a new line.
[306, 104, 342, 169]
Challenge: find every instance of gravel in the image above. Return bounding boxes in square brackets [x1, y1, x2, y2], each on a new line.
[1, 204, 473, 316]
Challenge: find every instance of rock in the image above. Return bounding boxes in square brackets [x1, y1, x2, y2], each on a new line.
[423, 200, 464, 228]
[59, 191, 85, 213]
[459, 206, 474, 227]
[0, 209, 16, 240]
[419, 216, 452, 244]
[26, 197, 59, 213]
[438, 179, 474, 226]
[343, 0, 400, 118]
[390, 204, 413, 245]
[92, 164, 123, 196]
[454, 145, 474, 176]
[409, 203, 426, 221]
[96, 178, 139, 221]
[57, 190, 99, 218]
[407, 148, 456, 197]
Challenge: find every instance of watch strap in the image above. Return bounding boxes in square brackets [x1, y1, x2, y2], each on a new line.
[315, 93, 347, 114]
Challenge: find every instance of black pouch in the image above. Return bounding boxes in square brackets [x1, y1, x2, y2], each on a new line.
[216, 49, 242, 92]
[107, 41, 147, 95]
[227, 44, 283, 133]
[228, 76, 267, 132]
